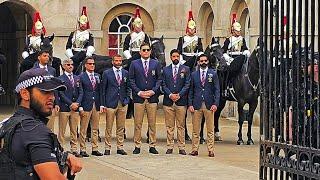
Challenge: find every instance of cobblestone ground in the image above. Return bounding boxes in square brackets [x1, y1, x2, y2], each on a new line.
[1, 106, 259, 180]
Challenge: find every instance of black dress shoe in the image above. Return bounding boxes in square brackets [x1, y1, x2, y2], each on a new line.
[117, 149, 128, 155]
[104, 150, 110, 155]
[80, 151, 90, 157]
[179, 150, 187, 155]
[92, 150, 103, 156]
[166, 149, 173, 154]
[149, 147, 159, 154]
[200, 138, 205, 144]
[72, 151, 82, 157]
[133, 147, 141, 154]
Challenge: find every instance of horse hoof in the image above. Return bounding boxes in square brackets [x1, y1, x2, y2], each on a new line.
[237, 140, 244, 145]
[247, 139, 254, 145]
[214, 136, 222, 141]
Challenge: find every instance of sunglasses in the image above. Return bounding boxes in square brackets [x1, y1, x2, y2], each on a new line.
[86, 63, 95, 65]
[65, 63, 73, 66]
[142, 49, 151, 52]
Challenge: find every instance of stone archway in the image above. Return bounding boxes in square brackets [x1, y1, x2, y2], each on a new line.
[0, 0, 35, 105]
[101, 3, 154, 56]
[198, 2, 214, 48]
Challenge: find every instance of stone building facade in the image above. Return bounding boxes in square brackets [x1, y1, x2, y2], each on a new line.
[0, 0, 258, 112]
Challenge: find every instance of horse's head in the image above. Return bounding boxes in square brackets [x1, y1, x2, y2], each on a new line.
[150, 35, 166, 67]
[40, 33, 54, 56]
[204, 43, 227, 71]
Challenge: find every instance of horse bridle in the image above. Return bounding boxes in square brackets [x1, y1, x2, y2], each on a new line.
[244, 47, 261, 91]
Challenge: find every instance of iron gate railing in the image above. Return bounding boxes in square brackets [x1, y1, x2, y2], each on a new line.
[259, 0, 320, 179]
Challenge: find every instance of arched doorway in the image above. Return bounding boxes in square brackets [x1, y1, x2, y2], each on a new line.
[230, 0, 250, 47]
[101, 4, 154, 56]
[0, 0, 35, 105]
[198, 2, 214, 48]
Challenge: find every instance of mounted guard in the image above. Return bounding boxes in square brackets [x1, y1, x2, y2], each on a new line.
[20, 12, 47, 72]
[123, 7, 151, 62]
[222, 19, 250, 96]
[177, 10, 203, 70]
[66, 6, 95, 74]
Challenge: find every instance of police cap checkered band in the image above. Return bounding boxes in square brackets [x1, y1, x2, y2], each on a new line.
[15, 68, 66, 93]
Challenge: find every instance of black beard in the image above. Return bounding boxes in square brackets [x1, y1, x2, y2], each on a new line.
[172, 60, 179, 65]
[200, 63, 208, 68]
[30, 94, 52, 119]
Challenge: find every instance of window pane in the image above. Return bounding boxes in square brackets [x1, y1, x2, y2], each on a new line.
[120, 26, 130, 33]
[109, 49, 118, 57]
[118, 15, 131, 25]
[109, 19, 120, 32]
[108, 34, 118, 48]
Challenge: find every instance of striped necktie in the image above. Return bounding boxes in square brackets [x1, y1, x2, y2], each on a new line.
[144, 61, 148, 77]
[173, 66, 178, 83]
[201, 70, 206, 86]
[116, 69, 121, 85]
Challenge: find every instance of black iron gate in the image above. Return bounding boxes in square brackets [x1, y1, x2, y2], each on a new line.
[259, 0, 320, 179]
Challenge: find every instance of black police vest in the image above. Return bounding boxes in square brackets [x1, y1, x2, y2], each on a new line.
[0, 114, 65, 180]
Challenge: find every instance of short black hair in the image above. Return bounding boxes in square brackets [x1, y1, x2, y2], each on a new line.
[38, 50, 50, 56]
[197, 54, 208, 61]
[140, 42, 151, 50]
[84, 56, 95, 64]
[170, 49, 180, 56]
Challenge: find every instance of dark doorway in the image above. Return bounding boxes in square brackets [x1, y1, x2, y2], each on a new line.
[0, 1, 35, 105]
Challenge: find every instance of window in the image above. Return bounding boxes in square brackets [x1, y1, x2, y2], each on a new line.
[108, 14, 132, 57]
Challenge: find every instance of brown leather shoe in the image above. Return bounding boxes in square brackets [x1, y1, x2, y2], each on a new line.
[208, 151, 215, 157]
[189, 151, 198, 156]
[166, 149, 173, 154]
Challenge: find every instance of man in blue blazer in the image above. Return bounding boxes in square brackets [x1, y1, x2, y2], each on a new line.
[162, 49, 190, 155]
[32, 50, 58, 132]
[79, 57, 103, 157]
[129, 42, 162, 154]
[101, 55, 130, 156]
[57, 59, 83, 157]
[188, 54, 220, 157]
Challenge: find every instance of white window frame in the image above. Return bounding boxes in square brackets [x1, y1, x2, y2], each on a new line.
[108, 14, 132, 55]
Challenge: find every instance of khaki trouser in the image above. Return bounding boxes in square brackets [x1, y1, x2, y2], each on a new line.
[58, 111, 80, 152]
[105, 102, 127, 150]
[163, 104, 186, 150]
[134, 100, 157, 148]
[47, 109, 58, 133]
[191, 103, 214, 152]
[80, 103, 100, 151]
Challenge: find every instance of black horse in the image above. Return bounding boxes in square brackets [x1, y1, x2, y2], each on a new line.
[75, 36, 166, 75]
[204, 45, 260, 145]
[20, 34, 62, 76]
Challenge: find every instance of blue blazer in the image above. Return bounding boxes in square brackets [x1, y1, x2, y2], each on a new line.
[188, 68, 220, 110]
[58, 73, 83, 112]
[33, 62, 57, 77]
[162, 64, 190, 106]
[129, 59, 162, 103]
[79, 72, 101, 111]
[101, 68, 130, 109]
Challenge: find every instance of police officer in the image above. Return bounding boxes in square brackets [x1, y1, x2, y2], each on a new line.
[1, 68, 82, 179]
[65, 6, 95, 74]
